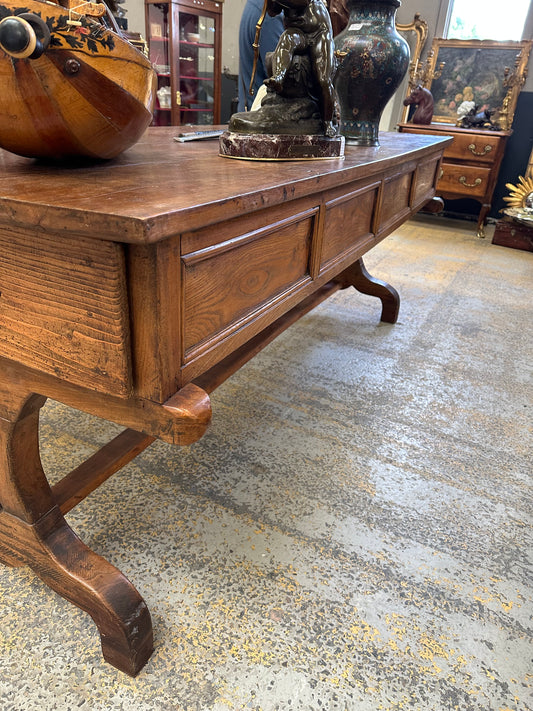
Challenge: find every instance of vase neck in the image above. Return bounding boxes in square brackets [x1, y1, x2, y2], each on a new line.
[346, 0, 400, 20]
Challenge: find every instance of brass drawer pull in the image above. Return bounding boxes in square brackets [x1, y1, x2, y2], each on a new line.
[459, 176, 482, 188]
[468, 143, 492, 156]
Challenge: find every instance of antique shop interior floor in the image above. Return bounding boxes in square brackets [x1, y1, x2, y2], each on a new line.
[0, 215, 531, 711]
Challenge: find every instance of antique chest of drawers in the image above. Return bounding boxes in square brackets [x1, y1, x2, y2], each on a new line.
[398, 122, 510, 236]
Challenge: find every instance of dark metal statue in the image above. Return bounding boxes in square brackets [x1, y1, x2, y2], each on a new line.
[229, 0, 337, 137]
[459, 107, 499, 130]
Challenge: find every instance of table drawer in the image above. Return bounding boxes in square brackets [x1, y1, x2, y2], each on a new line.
[438, 162, 491, 199]
[444, 132, 500, 165]
[182, 208, 316, 366]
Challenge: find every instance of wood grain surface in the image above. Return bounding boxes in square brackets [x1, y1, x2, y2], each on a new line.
[0, 128, 450, 242]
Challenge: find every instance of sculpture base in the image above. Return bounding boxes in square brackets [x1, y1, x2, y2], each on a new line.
[219, 132, 345, 161]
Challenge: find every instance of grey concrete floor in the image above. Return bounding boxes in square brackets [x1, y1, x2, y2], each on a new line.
[0, 215, 531, 711]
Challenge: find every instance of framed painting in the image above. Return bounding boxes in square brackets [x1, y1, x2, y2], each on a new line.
[425, 38, 532, 129]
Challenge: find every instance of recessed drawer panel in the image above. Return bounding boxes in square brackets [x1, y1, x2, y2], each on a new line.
[439, 162, 491, 198]
[182, 210, 315, 359]
[444, 133, 500, 165]
[320, 183, 378, 271]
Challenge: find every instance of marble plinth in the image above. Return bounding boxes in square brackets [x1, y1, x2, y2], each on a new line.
[219, 132, 345, 161]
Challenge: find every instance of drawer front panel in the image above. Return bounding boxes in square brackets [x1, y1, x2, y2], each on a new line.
[445, 133, 500, 165]
[438, 162, 491, 198]
[182, 210, 315, 359]
[320, 182, 378, 271]
[0, 229, 131, 396]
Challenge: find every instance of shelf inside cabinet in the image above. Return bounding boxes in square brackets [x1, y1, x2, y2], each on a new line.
[180, 41, 214, 47]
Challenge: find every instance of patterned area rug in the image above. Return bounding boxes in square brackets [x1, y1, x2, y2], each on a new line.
[0, 216, 531, 711]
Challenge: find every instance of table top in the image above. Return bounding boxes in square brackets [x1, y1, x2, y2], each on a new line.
[0, 127, 450, 244]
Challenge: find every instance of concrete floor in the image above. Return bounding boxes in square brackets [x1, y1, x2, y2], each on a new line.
[0, 216, 531, 711]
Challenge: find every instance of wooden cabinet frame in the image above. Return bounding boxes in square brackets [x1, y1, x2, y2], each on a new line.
[145, 0, 222, 126]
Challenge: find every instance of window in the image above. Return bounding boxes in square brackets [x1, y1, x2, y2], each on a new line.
[446, 0, 531, 41]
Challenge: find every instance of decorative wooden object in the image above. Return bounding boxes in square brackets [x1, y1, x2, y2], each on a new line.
[492, 215, 533, 252]
[398, 122, 510, 237]
[403, 85, 434, 125]
[492, 145, 533, 252]
[0, 0, 156, 160]
[0, 127, 450, 675]
[145, 0, 222, 127]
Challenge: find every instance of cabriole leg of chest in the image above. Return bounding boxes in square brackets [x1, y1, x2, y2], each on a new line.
[0, 384, 153, 677]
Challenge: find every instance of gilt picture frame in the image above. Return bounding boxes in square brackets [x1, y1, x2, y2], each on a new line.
[425, 38, 532, 130]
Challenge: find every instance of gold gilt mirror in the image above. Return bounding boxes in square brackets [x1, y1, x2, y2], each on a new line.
[396, 13, 429, 123]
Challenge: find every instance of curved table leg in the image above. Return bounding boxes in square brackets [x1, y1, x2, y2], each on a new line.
[0, 391, 153, 676]
[339, 258, 400, 324]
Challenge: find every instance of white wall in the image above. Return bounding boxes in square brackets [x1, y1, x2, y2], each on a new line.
[222, 0, 246, 73]
[124, 0, 144, 36]
[380, 0, 448, 130]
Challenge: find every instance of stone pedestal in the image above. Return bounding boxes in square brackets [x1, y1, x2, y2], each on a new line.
[219, 132, 345, 161]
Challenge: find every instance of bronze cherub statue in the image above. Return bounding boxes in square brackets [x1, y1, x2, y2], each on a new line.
[220, 0, 343, 158]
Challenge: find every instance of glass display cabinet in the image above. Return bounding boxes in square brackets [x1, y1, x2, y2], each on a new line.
[145, 0, 223, 126]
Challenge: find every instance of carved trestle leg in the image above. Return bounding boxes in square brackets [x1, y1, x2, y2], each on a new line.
[339, 258, 400, 324]
[0, 390, 153, 676]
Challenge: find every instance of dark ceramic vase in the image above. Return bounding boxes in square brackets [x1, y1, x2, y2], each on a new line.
[334, 0, 410, 146]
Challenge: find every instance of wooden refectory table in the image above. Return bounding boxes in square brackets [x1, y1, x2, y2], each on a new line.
[0, 127, 450, 675]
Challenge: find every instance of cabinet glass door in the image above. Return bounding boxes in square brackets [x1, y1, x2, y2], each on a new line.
[177, 11, 216, 125]
[147, 3, 172, 126]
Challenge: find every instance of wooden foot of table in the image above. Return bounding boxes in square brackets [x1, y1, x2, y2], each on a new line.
[420, 196, 445, 214]
[339, 258, 400, 323]
[0, 391, 153, 676]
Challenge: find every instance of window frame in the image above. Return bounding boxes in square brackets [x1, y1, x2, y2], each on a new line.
[443, 0, 533, 41]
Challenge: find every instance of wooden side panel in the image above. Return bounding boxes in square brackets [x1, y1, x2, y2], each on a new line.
[412, 156, 440, 208]
[182, 210, 315, 363]
[127, 238, 182, 402]
[377, 169, 413, 234]
[320, 182, 379, 272]
[0, 228, 131, 396]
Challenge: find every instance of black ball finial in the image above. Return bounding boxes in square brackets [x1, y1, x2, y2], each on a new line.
[0, 14, 51, 59]
[0, 17, 34, 56]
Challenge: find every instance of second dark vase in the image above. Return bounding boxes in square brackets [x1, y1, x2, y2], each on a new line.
[334, 0, 410, 146]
